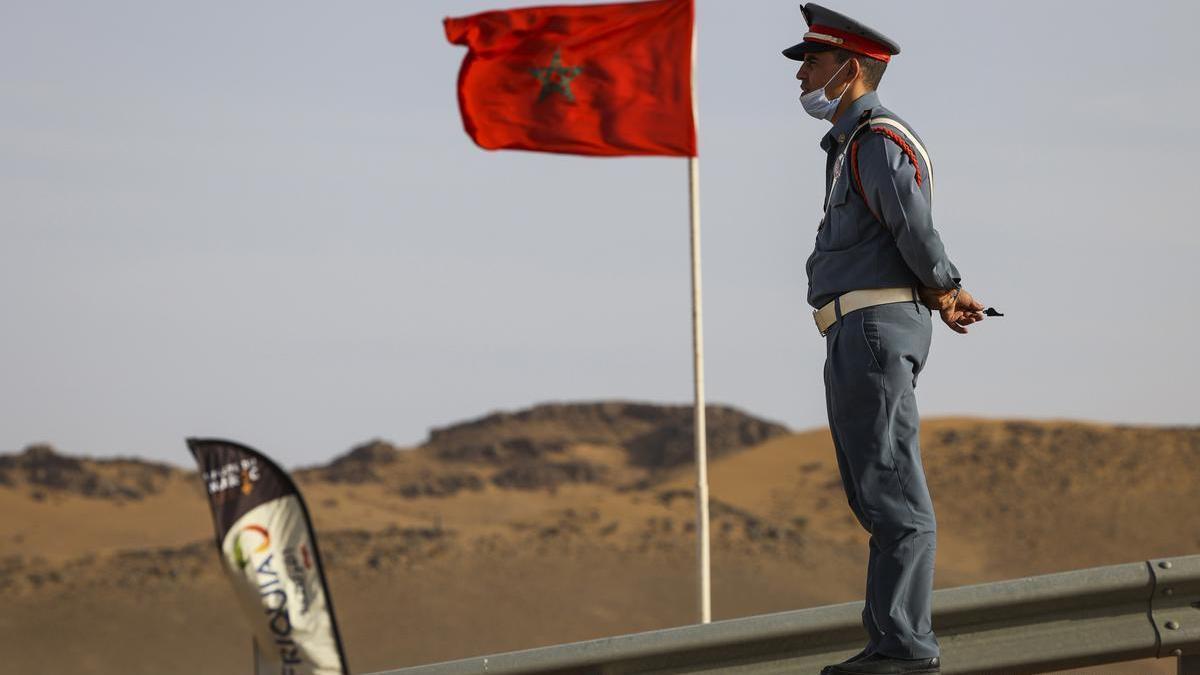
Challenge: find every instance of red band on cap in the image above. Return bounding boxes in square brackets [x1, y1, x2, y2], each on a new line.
[805, 24, 892, 62]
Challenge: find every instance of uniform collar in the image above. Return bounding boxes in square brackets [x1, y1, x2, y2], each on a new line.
[820, 90, 881, 152]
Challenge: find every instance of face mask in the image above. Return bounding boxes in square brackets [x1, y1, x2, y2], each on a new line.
[800, 60, 851, 121]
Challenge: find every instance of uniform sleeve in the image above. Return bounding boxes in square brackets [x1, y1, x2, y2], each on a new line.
[854, 131, 961, 290]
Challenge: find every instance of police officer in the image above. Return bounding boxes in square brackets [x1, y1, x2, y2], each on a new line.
[783, 4, 989, 674]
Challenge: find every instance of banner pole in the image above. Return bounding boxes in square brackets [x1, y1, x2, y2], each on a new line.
[687, 2, 711, 625]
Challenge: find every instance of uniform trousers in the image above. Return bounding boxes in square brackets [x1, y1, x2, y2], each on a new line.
[822, 299, 941, 659]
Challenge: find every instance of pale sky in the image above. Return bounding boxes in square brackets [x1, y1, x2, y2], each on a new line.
[3, 1, 1197, 467]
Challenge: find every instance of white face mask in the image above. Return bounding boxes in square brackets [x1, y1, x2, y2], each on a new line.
[800, 60, 851, 122]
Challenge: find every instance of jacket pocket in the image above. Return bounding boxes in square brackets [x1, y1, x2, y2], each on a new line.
[819, 175, 860, 251]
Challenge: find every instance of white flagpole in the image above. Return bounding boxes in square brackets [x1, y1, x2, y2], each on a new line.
[688, 155, 711, 625]
[687, 4, 711, 626]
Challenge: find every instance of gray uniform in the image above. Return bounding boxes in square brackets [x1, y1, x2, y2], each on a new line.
[808, 90, 959, 661]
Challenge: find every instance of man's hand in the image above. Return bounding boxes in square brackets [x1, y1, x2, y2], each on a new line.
[918, 286, 986, 334]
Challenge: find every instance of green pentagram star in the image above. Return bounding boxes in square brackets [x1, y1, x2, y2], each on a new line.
[530, 49, 583, 102]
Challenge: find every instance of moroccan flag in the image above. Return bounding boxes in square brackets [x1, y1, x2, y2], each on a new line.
[188, 438, 349, 675]
[444, 0, 696, 157]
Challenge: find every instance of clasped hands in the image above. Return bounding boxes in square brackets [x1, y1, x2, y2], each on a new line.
[917, 286, 986, 334]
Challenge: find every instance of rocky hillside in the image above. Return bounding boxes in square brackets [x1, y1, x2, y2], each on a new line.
[0, 401, 787, 502]
[423, 401, 788, 468]
[298, 401, 789, 495]
[0, 443, 178, 501]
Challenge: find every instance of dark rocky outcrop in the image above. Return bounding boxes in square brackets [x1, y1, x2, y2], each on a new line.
[0, 444, 174, 500]
[316, 440, 403, 484]
[393, 471, 484, 499]
[491, 460, 606, 491]
[432, 437, 569, 465]
[424, 401, 789, 470]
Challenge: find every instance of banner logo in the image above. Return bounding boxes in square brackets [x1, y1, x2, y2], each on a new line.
[233, 524, 271, 569]
[284, 543, 316, 615]
[203, 458, 261, 501]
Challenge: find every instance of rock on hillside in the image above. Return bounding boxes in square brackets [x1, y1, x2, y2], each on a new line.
[297, 402, 790, 494]
[423, 401, 789, 469]
[0, 444, 177, 500]
[301, 439, 488, 497]
[314, 439, 403, 484]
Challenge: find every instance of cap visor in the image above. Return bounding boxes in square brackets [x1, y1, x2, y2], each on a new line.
[782, 41, 837, 61]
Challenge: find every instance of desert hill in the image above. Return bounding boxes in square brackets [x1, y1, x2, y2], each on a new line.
[0, 403, 1197, 675]
[0, 443, 176, 501]
[305, 401, 789, 493]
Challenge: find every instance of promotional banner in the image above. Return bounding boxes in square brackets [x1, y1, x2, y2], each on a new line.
[188, 438, 349, 675]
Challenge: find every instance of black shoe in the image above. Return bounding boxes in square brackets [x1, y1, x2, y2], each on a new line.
[821, 652, 940, 675]
[819, 647, 873, 674]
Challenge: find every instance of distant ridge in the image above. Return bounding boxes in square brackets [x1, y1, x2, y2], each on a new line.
[304, 401, 788, 493]
[423, 401, 789, 468]
[0, 443, 177, 501]
[0, 401, 788, 498]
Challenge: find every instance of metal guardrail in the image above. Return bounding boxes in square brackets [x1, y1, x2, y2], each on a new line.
[367, 555, 1200, 675]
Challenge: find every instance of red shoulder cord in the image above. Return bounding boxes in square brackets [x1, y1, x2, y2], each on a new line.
[869, 126, 924, 187]
[850, 125, 925, 226]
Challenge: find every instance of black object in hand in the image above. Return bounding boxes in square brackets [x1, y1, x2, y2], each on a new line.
[983, 307, 1004, 317]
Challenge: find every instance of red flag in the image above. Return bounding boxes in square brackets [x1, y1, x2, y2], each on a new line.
[444, 0, 696, 157]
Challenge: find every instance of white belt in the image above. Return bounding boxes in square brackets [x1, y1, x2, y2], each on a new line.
[813, 287, 918, 336]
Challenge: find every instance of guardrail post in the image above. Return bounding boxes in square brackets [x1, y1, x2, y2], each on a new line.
[1151, 557, 1200, 674]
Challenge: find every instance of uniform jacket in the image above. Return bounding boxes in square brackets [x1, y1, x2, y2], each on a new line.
[806, 90, 961, 309]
